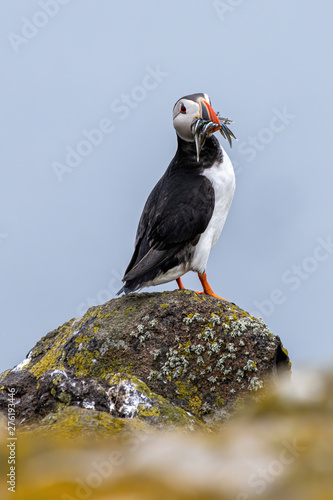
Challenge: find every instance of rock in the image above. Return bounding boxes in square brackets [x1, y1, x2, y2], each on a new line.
[1, 371, 332, 500]
[0, 290, 290, 435]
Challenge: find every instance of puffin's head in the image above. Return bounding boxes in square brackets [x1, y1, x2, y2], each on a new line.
[172, 92, 236, 161]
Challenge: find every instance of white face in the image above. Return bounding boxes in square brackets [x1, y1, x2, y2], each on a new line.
[172, 93, 235, 158]
[173, 95, 211, 142]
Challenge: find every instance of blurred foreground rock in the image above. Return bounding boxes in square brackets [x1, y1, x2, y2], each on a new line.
[0, 290, 290, 435]
[0, 371, 332, 500]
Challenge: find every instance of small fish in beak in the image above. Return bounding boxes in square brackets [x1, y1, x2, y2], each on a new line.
[191, 118, 219, 162]
[217, 113, 237, 149]
[191, 100, 237, 161]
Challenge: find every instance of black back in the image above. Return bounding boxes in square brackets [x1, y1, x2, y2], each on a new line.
[119, 135, 222, 292]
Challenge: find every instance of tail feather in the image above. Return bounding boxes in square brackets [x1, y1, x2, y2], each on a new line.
[117, 281, 142, 296]
[117, 245, 185, 295]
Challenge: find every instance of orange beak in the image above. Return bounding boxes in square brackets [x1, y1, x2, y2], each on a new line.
[199, 99, 221, 132]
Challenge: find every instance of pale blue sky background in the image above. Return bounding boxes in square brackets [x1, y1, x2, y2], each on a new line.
[1, 0, 332, 372]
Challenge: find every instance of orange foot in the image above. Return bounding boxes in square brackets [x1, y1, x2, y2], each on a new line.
[196, 272, 227, 301]
[176, 277, 185, 290]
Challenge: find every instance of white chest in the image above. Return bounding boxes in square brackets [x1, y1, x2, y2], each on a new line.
[191, 146, 236, 273]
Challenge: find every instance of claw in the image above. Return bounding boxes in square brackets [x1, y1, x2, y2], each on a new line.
[197, 272, 227, 301]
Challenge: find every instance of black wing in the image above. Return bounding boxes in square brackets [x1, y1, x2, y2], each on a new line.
[123, 168, 214, 282]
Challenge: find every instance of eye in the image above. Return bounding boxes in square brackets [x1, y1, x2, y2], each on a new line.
[180, 104, 186, 114]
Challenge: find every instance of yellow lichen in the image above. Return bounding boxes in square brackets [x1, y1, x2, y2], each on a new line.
[189, 395, 202, 415]
[175, 381, 197, 400]
[282, 346, 289, 357]
[29, 326, 72, 379]
[20, 406, 150, 441]
[281, 345, 292, 368]
[59, 392, 71, 404]
[215, 396, 225, 408]
[137, 405, 160, 418]
[178, 340, 192, 356]
[190, 294, 205, 302]
[74, 334, 91, 347]
[68, 350, 100, 377]
[123, 307, 136, 314]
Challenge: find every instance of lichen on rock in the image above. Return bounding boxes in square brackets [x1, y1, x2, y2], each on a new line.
[0, 290, 290, 436]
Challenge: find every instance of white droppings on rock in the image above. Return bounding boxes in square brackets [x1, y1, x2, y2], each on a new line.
[12, 353, 32, 372]
[109, 401, 116, 413]
[108, 380, 152, 418]
[72, 316, 82, 327]
[82, 400, 95, 410]
[49, 369, 68, 378]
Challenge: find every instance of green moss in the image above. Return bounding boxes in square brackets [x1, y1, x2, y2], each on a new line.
[160, 303, 169, 308]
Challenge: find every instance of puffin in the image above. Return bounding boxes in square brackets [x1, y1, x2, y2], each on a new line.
[118, 93, 236, 299]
